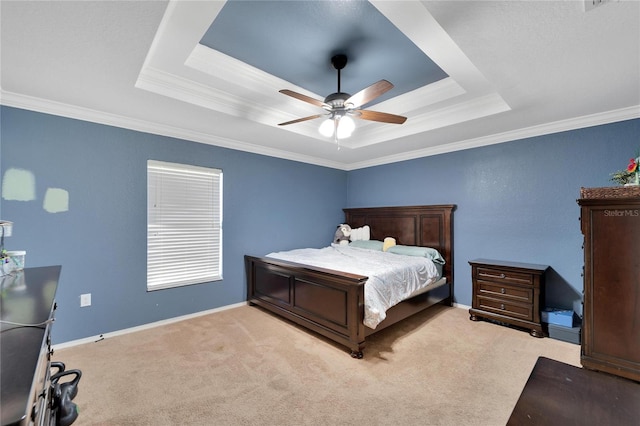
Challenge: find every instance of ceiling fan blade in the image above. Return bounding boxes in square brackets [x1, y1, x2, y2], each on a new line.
[345, 80, 394, 108]
[278, 114, 324, 126]
[279, 89, 326, 108]
[358, 110, 407, 124]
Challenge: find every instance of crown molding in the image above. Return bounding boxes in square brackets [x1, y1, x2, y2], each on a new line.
[186, 43, 289, 94]
[0, 90, 346, 170]
[2, 90, 637, 172]
[344, 105, 640, 170]
[345, 92, 511, 149]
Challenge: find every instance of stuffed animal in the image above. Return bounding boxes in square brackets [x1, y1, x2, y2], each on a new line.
[333, 224, 352, 245]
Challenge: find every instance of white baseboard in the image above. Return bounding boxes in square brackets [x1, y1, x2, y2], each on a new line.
[453, 302, 471, 310]
[53, 301, 247, 350]
[54, 300, 472, 350]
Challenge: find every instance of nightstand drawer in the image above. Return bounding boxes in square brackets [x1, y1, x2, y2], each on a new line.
[477, 280, 533, 303]
[477, 267, 533, 286]
[477, 296, 533, 321]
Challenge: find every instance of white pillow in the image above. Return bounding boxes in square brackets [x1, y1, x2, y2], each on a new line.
[349, 225, 371, 241]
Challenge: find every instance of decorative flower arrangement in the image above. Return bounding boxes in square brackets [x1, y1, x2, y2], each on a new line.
[610, 150, 640, 186]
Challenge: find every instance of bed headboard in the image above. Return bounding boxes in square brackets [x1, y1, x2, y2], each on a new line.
[343, 205, 456, 284]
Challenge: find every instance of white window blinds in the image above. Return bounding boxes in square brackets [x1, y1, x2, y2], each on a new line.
[147, 160, 222, 291]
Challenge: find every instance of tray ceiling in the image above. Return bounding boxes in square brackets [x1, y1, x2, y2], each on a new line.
[1, 1, 638, 170]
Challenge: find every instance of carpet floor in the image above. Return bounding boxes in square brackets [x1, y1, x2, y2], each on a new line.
[55, 304, 580, 425]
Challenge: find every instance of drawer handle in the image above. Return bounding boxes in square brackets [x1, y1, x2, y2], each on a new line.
[481, 272, 507, 279]
[500, 304, 505, 310]
[500, 288, 506, 294]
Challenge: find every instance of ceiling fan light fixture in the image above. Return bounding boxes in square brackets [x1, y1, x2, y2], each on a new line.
[319, 118, 335, 137]
[336, 115, 355, 139]
[318, 114, 355, 139]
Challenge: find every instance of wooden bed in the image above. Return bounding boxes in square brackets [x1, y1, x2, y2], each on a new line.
[245, 204, 455, 358]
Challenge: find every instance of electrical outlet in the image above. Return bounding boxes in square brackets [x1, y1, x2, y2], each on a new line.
[80, 293, 91, 307]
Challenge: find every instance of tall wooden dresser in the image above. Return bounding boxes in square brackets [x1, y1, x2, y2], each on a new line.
[578, 186, 640, 382]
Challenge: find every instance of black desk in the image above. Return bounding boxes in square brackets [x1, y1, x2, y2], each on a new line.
[1, 266, 61, 426]
[507, 356, 640, 425]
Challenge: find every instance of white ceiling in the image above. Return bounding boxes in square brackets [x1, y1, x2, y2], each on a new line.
[1, 1, 639, 171]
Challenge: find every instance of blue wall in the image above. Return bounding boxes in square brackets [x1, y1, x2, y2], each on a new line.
[0, 107, 347, 343]
[347, 118, 639, 312]
[2, 106, 637, 343]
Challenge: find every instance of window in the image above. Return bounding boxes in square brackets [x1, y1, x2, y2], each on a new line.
[147, 160, 222, 291]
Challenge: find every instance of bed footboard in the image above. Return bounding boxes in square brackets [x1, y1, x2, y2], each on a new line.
[245, 255, 369, 358]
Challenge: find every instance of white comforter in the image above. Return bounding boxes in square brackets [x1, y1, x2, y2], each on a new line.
[266, 245, 440, 329]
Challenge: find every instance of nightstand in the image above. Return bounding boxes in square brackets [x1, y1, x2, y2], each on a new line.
[469, 259, 548, 337]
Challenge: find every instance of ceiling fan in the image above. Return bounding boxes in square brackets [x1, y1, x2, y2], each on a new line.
[278, 54, 407, 139]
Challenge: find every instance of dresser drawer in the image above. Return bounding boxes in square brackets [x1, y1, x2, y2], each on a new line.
[477, 296, 533, 321]
[476, 267, 533, 286]
[477, 280, 533, 303]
